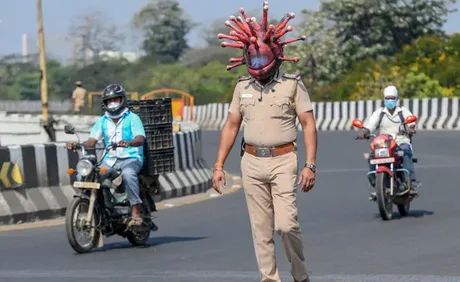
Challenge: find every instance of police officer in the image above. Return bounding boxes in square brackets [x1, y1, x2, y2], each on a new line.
[72, 81, 87, 114]
[212, 3, 317, 282]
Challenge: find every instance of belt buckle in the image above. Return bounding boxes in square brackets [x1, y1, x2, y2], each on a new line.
[255, 147, 272, 157]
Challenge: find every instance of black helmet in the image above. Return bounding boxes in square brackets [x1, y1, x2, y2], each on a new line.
[102, 83, 128, 115]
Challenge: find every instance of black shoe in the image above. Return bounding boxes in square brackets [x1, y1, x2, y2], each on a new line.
[369, 192, 377, 201]
[410, 180, 420, 195]
[150, 221, 159, 231]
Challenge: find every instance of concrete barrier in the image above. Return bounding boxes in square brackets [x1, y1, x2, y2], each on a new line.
[0, 123, 212, 224]
[184, 97, 460, 131]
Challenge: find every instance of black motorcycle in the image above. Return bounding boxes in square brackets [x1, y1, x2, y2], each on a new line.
[64, 124, 158, 253]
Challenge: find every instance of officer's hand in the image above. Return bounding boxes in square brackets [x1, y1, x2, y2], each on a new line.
[298, 167, 315, 192]
[66, 142, 78, 151]
[212, 169, 226, 195]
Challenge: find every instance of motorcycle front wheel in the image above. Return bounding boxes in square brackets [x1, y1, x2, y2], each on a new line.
[65, 197, 100, 253]
[375, 173, 393, 220]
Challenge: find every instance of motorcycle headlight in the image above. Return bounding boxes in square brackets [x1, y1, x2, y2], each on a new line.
[76, 160, 94, 177]
[375, 148, 390, 158]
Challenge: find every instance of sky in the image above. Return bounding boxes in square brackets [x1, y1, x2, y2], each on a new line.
[0, 0, 459, 63]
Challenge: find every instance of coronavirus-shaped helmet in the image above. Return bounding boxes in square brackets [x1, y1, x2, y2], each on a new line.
[218, 1, 305, 81]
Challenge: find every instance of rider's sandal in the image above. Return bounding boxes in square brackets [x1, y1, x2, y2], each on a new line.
[127, 217, 144, 229]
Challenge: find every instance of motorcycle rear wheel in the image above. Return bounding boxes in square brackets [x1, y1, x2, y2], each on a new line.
[375, 173, 393, 220]
[65, 197, 100, 253]
[127, 229, 150, 246]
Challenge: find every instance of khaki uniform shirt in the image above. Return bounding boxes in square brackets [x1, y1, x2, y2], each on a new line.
[229, 72, 313, 147]
[72, 87, 87, 111]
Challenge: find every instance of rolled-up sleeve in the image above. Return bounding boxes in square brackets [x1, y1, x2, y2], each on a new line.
[364, 110, 381, 133]
[89, 118, 103, 140]
[131, 114, 146, 137]
[295, 80, 313, 114]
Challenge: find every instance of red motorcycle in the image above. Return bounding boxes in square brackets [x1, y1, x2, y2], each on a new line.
[352, 115, 418, 220]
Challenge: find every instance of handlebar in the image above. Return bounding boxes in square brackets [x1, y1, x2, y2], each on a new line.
[68, 142, 129, 151]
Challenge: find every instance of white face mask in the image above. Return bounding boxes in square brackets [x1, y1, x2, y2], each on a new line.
[107, 101, 120, 110]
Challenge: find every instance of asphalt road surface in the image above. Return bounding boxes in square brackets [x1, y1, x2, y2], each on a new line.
[1, 130, 460, 282]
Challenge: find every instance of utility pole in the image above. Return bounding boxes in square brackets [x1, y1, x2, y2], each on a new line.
[37, 0, 56, 141]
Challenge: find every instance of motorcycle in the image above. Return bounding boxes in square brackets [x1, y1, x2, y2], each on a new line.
[352, 115, 418, 220]
[64, 124, 158, 253]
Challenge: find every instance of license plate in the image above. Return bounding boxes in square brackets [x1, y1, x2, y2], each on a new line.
[370, 157, 395, 165]
[73, 181, 100, 189]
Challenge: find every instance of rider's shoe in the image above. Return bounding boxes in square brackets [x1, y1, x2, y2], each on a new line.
[127, 217, 144, 229]
[410, 180, 420, 196]
[150, 221, 159, 231]
[369, 192, 377, 201]
[411, 179, 421, 188]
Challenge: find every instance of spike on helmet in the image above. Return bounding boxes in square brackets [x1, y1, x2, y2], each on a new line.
[218, 1, 306, 80]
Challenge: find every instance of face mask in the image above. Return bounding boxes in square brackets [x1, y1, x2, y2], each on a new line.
[107, 102, 120, 110]
[384, 99, 397, 110]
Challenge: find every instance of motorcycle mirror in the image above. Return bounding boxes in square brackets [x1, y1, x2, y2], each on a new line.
[352, 119, 364, 129]
[64, 124, 75, 135]
[404, 115, 417, 124]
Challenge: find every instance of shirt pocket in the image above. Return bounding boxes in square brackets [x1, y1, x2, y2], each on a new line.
[240, 97, 256, 120]
[270, 96, 295, 118]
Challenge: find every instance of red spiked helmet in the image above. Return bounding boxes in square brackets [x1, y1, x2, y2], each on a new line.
[218, 1, 305, 81]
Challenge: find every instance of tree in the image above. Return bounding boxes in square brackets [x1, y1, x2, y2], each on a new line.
[133, 0, 193, 62]
[201, 19, 229, 47]
[293, 0, 456, 84]
[68, 11, 123, 65]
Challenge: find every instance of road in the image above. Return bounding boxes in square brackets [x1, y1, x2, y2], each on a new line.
[1, 131, 460, 282]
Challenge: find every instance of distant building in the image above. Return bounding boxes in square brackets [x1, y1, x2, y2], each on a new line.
[99, 50, 140, 62]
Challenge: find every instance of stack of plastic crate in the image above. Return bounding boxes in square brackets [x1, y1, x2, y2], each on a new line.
[129, 98, 174, 175]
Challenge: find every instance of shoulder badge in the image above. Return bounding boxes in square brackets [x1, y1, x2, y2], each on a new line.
[282, 72, 302, 81]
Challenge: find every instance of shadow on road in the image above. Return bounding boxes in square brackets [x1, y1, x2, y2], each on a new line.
[149, 235, 208, 247]
[408, 210, 435, 218]
[94, 236, 207, 252]
[373, 210, 435, 220]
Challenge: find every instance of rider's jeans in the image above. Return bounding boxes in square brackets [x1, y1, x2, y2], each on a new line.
[399, 143, 416, 181]
[105, 158, 143, 206]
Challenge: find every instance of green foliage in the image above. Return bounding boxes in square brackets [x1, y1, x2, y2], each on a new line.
[401, 72, 452, 98]
[139, 61, 244, 104]
[2, 0, 459, 104]
[294, 0, 455, 84]
[133, 0, 193, 63]
[314, 35, 459, 101]
[68, 11, 123, 65]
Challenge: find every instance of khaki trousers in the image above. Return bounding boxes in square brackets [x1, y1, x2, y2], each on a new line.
[241, 151, 308, 282]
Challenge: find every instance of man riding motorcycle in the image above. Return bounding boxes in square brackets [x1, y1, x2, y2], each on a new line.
[67, 83, 147, 227]
[358, 85, 419, 195]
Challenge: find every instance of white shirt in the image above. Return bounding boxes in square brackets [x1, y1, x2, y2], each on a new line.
[364, 106, 414, 145]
